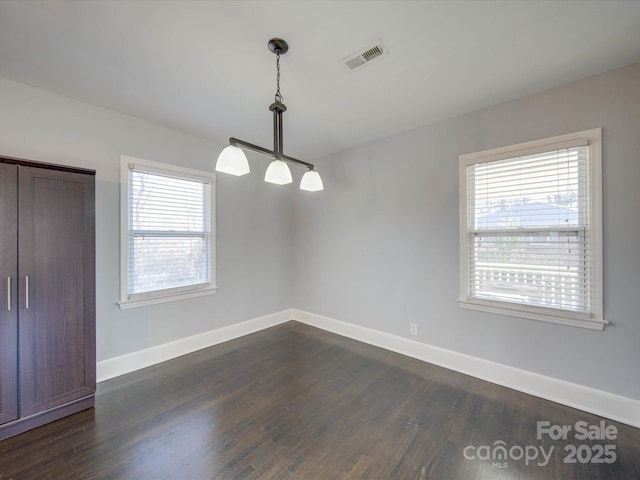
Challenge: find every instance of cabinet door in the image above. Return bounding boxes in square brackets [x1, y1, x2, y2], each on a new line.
[0, 164, 18, 425]
[18, 166, 95, 417]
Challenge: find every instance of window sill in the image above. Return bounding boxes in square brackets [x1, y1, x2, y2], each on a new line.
[118, 287, 218, 310]
[458, 298, 607, 331]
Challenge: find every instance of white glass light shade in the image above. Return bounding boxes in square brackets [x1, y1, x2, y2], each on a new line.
[264, 159, 292, 185]
[300, 170, 324, 191]
[216, 145, 250, 176]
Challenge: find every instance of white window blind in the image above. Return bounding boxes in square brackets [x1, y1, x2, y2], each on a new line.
[459, 129, 604, 330]
[468, 146, 590, 312]
[127, 164, 211, 298]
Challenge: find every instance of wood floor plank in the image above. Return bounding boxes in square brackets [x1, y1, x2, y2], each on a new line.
[0, 321, 638, 479]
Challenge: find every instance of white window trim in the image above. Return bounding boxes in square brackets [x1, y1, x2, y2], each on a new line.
[119, 155, 217, 310]
[458, 129, 605, 330]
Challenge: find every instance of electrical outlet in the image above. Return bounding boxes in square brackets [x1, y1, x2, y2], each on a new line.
[410, 323, 418, 336]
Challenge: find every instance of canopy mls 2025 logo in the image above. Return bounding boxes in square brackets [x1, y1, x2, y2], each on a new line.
[463, 420, 618, 469]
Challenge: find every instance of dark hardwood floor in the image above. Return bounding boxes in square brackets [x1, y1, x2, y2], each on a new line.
[1, 321, 638, 479]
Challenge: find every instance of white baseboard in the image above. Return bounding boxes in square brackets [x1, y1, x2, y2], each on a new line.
[97, 309, 292, 382]
[96, 307, 640, 428]
[292, 309, 640, 428]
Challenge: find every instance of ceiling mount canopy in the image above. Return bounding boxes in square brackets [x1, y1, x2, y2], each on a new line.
[215, 38, 323, 192]
[268, 38, 289, 55]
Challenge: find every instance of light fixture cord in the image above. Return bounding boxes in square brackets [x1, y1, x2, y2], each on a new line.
[275, 51, 283, 103]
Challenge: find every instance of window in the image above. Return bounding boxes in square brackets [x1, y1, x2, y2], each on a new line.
[119, 155, 216, 308]
[459, 129, 605, 330]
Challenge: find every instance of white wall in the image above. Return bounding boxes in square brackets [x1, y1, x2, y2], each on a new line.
[0, 77, 293, 362]
[2, 62, 638, 405]
[293, 63, 640, 401]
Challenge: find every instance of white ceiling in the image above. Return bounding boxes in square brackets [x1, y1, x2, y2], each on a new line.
[1, 1, 639, 162]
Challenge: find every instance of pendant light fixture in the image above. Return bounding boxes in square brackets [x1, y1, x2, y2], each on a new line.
[215, 38, 323, 192]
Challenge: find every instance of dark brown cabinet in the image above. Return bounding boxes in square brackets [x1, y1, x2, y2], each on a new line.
[0, 163, 18, 427]
[0, 157, 95, 441]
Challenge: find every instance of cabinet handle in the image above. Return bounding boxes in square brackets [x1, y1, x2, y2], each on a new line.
[25, 275, 29, 309]
[6, 277, 10, 311]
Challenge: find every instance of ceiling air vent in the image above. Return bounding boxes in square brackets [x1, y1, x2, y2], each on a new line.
[341, 43, 388, 71]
